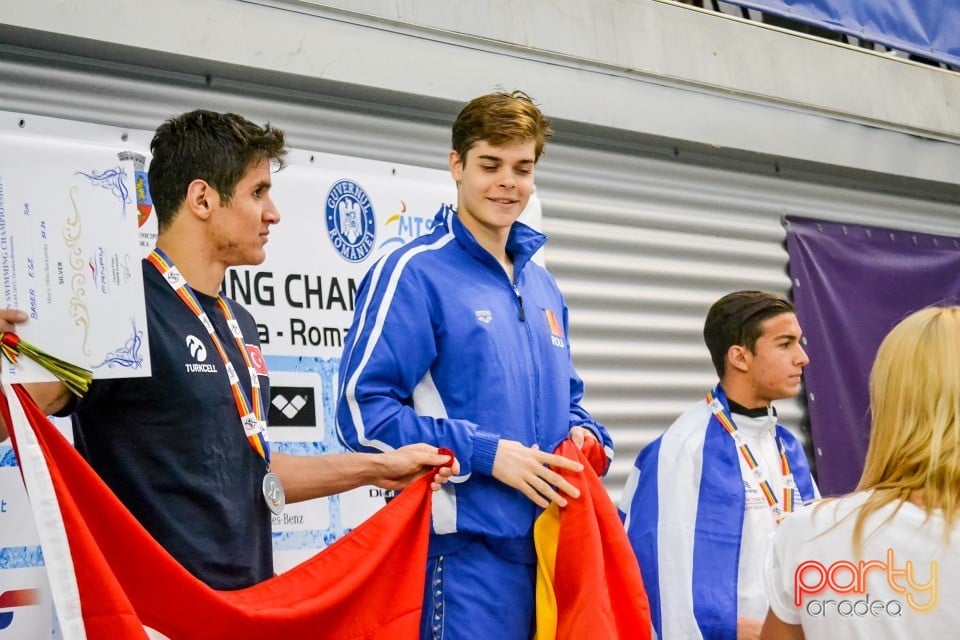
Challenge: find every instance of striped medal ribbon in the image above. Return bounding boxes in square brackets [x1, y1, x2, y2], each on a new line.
[706, 389, 796, 523]
[148, 248, 285, 515]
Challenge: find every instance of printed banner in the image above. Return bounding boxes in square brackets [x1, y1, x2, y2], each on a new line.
[722, 0, 960, 67]
[785, 215, 960, 495]
[250, 149, 458, 570]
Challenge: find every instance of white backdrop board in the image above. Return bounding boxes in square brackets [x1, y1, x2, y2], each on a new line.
[0, 111, 542, 634]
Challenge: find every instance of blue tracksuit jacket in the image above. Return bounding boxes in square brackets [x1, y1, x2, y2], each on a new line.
[336, 205, 613, 542]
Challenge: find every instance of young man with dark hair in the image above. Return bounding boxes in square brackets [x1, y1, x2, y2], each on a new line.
[0, 109, 454, 590]
[337, 90, 614, 639]
[620, 290, 819, 640]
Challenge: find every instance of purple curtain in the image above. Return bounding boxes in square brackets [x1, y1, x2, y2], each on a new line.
[785, 216, 960, 495]
[721, 0, 960, 68]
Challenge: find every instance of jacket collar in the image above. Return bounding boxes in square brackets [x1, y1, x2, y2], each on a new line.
[433, 203, 547, 277]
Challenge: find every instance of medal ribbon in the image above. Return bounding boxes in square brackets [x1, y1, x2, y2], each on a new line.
[148, 249, 270, 466]
[706, 387, 796, 523]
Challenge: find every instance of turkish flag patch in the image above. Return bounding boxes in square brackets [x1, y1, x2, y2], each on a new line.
[245, 344, 269, 375]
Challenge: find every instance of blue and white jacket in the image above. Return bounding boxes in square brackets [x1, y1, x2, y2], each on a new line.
[337, 205, 613, 545]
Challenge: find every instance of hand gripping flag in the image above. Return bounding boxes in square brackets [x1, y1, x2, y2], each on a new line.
[0, 382, 439, 640]
[534, 438, 652, 640]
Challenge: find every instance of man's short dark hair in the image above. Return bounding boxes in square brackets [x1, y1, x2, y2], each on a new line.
[703, 291, 796, 377]
[148, 110, 287, 230]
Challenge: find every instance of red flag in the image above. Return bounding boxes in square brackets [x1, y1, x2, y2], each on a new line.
[1, 383, 433, 639]
[534, 438, 652, 640]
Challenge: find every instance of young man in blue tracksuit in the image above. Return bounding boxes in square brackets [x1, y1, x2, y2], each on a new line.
[337, 90, 614, 640]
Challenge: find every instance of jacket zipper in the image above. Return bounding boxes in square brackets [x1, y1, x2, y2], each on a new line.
[512, 284, 526, 322]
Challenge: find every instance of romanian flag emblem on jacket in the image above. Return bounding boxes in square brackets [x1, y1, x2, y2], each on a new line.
[544, 309, 564, 339]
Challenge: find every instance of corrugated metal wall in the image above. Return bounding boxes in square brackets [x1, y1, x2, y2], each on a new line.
[2, 46, 958, 501]
[537, 146, 960, 500]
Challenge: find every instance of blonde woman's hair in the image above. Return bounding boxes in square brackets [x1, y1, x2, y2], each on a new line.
[853, 306, 960, 552]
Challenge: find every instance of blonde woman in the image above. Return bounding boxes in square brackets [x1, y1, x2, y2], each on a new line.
[761, 306, 960, 639]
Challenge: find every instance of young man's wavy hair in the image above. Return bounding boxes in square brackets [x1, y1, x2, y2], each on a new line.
[702, 290, 796, 378]
[451, 90, 553, 162]
[148, 110, 287, 231]
[853, 305, 960, 552]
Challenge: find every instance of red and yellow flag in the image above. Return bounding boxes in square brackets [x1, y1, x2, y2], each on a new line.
[534, 438, 652, 640]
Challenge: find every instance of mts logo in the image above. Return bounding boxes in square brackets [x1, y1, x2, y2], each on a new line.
[0, 588, 41, 630]
[391, 214, 434, 237]
[378, 212, 437, 251]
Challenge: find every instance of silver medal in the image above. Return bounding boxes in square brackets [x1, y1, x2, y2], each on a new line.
[262, 471, 286, 515]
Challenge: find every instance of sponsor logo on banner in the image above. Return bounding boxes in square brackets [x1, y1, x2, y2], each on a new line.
[377, 201, 438, 252]
[269, 386, 317, 427]
[0, 588, 41, 630]
[325, 179, 376, 263]
[793, 548, 938, 618]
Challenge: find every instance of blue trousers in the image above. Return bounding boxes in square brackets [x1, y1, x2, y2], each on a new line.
[420, 537, 536, 640]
